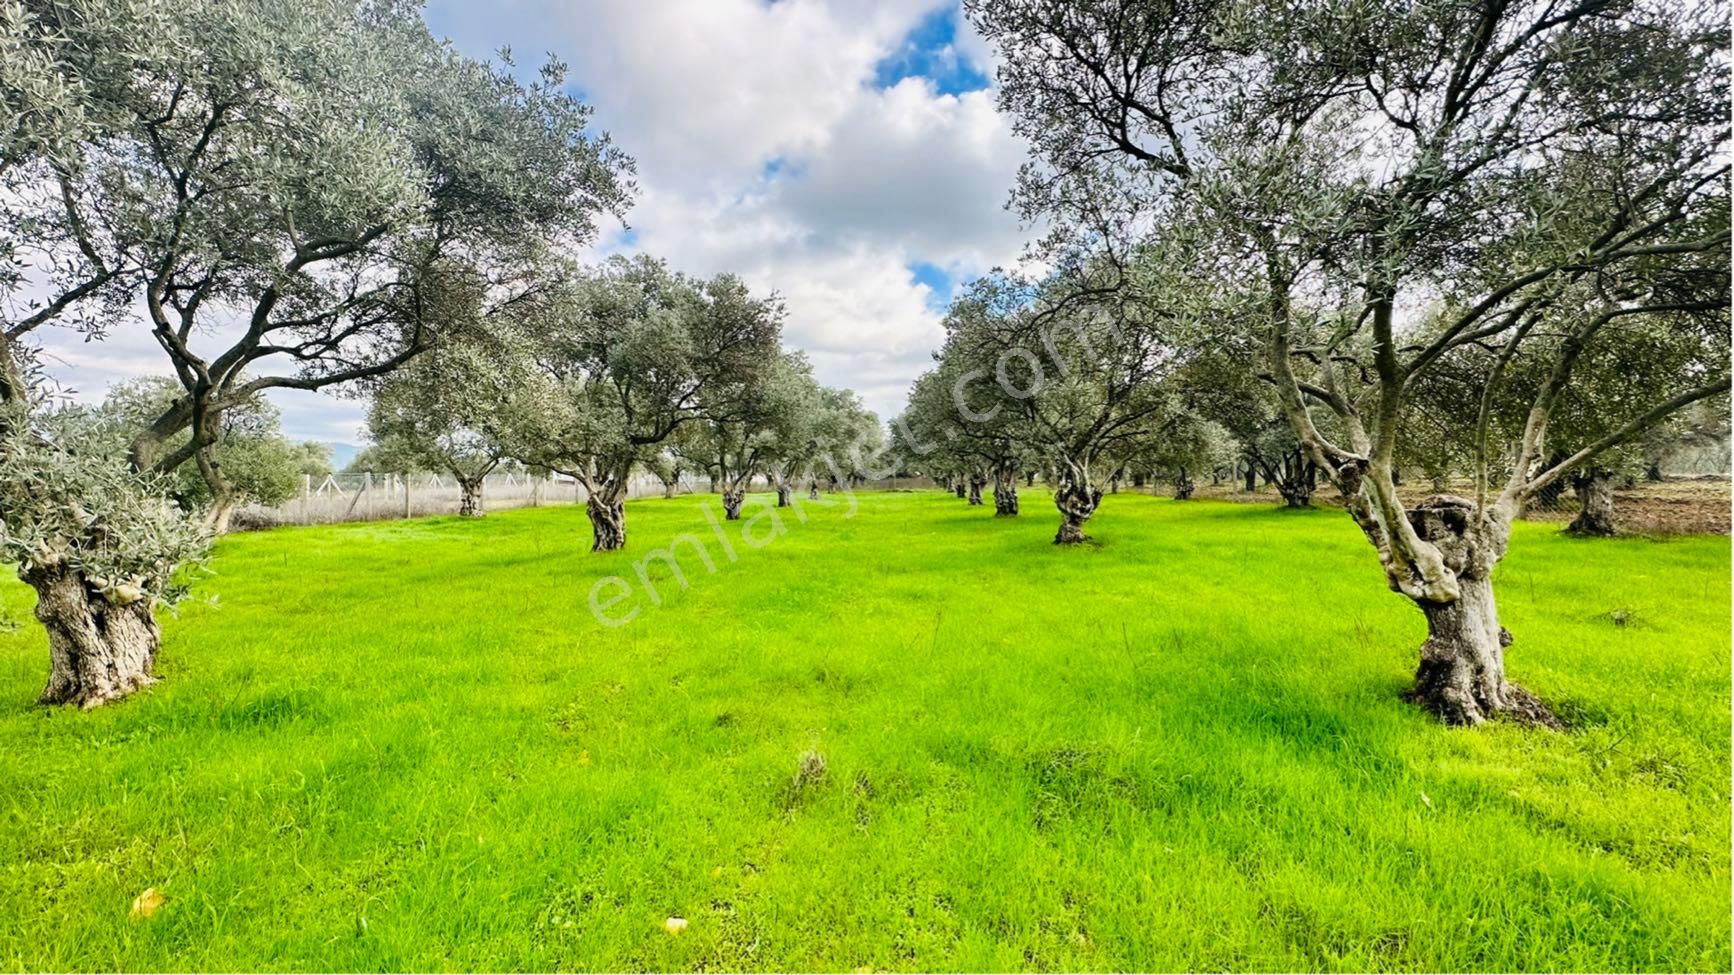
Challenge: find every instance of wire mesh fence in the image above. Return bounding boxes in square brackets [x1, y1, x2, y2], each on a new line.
[233, 471, 945, 530]
[233, 453, 1727, 536]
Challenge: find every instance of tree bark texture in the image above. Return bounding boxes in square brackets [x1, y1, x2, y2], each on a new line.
[458, 477, 485, 517]
[1398, 496, 1561, 728]
[587, 493, 626, 551]
[991, 466, 1019, 516]
[1566, 469, 1616, 536]
[1173, 467, 1195, 501]
[1052, 469, 1102, 545]
[26, 564, 162, 708]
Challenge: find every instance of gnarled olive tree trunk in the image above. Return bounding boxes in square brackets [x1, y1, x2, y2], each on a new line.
[991, 464, 1019, 516]
[774, 480, 792, 508]
[25, 564, 161, 709]
[204, 491, 238, 534]
[1052, 466, 1102, 544]
[1396, 497, 1560, 728]
[195, 441, 240, 534]
[586, 489, 627, 551]
[458, 476, 485, 517]
[1173, 466, 1195, 500]
[1269, 451, 1317, 507]
[1566, 469, 1616, 536]
[722, 487, 745, 520]
[967, 471, 986, 506]
[953, 483, 967, 499]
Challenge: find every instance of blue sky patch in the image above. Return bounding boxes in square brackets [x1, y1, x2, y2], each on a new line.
[873, 6, 990, 96]
[908, 261, 954, 309]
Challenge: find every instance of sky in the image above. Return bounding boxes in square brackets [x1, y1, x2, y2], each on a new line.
[39, 0, 1029, 446]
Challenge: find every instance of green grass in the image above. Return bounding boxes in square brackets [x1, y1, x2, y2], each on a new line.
[1, 490, 1728, 972]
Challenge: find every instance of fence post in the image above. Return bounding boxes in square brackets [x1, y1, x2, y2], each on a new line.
[403, 473, 412, 518]
[344, 476, 365, 519]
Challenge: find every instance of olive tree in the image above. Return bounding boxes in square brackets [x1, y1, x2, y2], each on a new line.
[507, 257, 782, 550]
[903, 358, 1026, 514]
[366, 327, 535, 519]
[685, 350, 821, 519]
[941, 267, 1194, 543]
[2, 0, 208, 706]
[28, 0, 630, 524]
[973, 0, 1731, 724]
[891, 374, 973, 499]
[0, 389, 208, 707]
[812, 386, 885, 491]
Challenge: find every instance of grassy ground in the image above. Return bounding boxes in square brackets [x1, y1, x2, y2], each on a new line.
[0, 490, 1727, 972]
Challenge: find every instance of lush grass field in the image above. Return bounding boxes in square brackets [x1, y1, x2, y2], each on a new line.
[0, 490, 1728, 971]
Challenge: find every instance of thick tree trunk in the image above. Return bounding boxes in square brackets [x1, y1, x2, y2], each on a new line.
[1276, 459, 1316, 507]
[26, 565, 161, 708]
[458, 478, 485, 517]
[1173, 467, 1195, 501]
[775, 483, 791, 507]
[991, 467, 1019, 516]
[1566, 470, 1616, 536]
[954, 483, 967, 499]
[203, 490, 238, 534]
[1399, 497, 1560, 728]
[809, 481, 820, 500]
[587, 494, 626, 551]
[1024, 471, 1036, 487]
[967, 473, 985, 505]
[1052, 471, 1102, 545]
[1242, 461, 1258, 493]
[195, 440, 240, 535]
[661, 479, 678, 500]
[722, 488, 745, 520]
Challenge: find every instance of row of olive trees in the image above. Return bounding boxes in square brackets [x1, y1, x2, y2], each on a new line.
[360, 253, 886, 550]
[1, 0, 632, 706]
[916, 0, 1731, 728]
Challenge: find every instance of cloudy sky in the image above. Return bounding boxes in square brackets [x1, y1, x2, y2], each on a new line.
[41, 0, 1028, 447]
